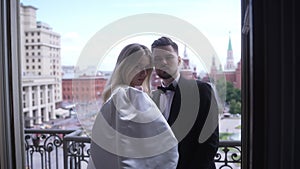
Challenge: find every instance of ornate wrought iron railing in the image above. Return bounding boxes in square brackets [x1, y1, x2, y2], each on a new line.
[63, 130, 91, 169]
[24, 129, 75, 169]
[215, 140, 241, 169]
[24, 129, 241, 169]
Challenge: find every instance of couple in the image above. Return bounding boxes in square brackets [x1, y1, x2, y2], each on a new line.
[88, 37, 219, 169]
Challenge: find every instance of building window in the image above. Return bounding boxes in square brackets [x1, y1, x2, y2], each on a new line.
[32, 52, 35, 56]
[38, 52, 40, 56]
[31, 39, 34, 43]
[38, 72, 41, 75]
[32, 66, 35, 69]
[31, 32, 34, 36]
[37, 39, 40, 42]
[25, 46, 28, 50]
[32, 59, 35, 62]
[38, 65, 41, 69]
[37, 45, 40, 49]
[38, 59, 41, 62]
[26, 66, 29, 69]
[25, 39, 28, 43]
[26, 53, 28, 56]
[37, 32, 40, 36]
[31, 46, 34, 49]
[25, 33, 28, 36]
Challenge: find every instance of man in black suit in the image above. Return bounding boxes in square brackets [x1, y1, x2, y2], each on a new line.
[151, 37, 219, 169]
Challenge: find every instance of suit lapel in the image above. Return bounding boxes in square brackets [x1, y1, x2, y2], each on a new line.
[168, 78, 185, 125]
[152, 77, 190, 125]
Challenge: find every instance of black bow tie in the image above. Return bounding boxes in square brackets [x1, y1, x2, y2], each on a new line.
[157, 84, 176, 93]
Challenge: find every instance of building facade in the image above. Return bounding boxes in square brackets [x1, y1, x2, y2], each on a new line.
[20, 4, 62, 127]
[22, 77, 57, 127]
[62, 75, 107, 104]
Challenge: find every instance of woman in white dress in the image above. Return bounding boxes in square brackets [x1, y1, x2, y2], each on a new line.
[88, 43, 178, 169]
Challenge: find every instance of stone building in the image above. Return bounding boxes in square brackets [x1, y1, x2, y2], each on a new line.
[20, 4, 62, 127]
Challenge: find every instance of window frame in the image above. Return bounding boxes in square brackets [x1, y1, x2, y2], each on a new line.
[0, 0, 25, 168]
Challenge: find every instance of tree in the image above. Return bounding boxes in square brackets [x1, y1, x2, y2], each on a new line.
[229, 100, 241, 114]
[215, 78, 227, 104]
[225, 82, 241, 103]
[226, 82, 241, 114]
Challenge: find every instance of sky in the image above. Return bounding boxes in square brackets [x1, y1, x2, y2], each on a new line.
[20, 0, 241, 72]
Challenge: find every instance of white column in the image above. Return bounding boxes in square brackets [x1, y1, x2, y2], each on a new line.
[28, 86, 33, 127]
[36, 85, 42, 124]
[44, 85, 49, 121]
[50, 84, 56, 119]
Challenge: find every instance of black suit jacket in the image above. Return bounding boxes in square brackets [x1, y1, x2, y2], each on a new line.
[153, 77, 219, 169]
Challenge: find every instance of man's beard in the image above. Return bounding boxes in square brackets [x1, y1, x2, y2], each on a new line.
[156, 70, 173, 79]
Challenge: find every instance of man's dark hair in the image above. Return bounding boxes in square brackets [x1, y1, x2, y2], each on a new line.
[151, 36, 178, 54]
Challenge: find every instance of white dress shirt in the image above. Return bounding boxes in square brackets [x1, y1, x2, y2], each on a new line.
[159, 74, 180, 120]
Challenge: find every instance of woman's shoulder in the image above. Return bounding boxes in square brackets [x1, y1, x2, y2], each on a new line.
[103, 85, 162, 123]
[109, 86, 151, 106]
[111, 86, 146, 98]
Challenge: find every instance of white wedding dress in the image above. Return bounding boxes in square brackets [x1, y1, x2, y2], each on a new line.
[87, 86, 178, 169]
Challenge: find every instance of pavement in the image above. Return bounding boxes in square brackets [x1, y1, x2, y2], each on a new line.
[219, 116, 241, 133]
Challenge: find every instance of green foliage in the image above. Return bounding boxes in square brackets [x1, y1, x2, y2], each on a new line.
[225, 82, 241, 102]
[229, 100, 241, 114]
[224, 82, 241, 114]
[215, 78, 226, 104]
[215, 80, 241, 114]
[219, 132, 233, 140]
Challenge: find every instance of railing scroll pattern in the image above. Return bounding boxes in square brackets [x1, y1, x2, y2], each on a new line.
[25, 129, 241, 169]
[24, 129, 75, 169]
[63, 130, 91, 169]
[214, 140, 241, 169]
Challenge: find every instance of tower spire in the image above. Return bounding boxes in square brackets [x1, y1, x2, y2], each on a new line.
[228, 31, 232, 51]
[225, 31, 235, 70]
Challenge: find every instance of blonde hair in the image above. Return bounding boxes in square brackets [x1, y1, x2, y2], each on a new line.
[102, 43, 153, 102]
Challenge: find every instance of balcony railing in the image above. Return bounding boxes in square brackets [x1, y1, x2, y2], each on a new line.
[24, 129, 241, 169]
